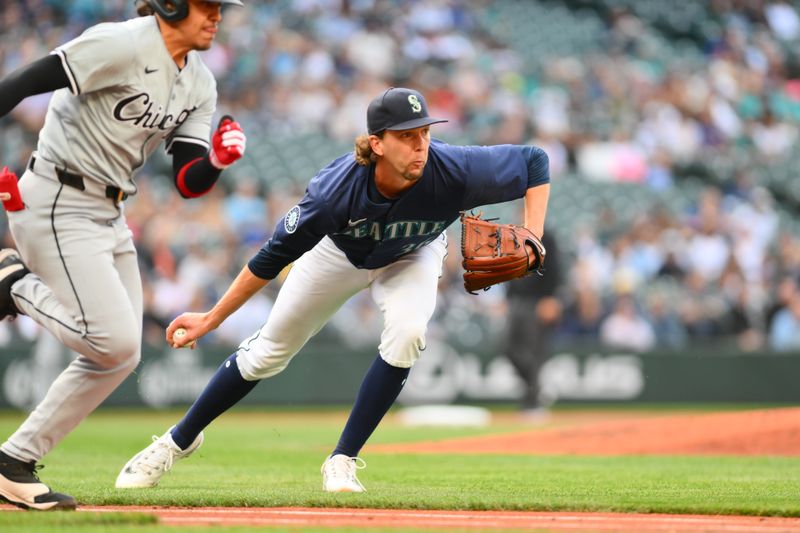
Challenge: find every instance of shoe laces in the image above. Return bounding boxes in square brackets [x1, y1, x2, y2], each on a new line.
[136, 435, 179, 475]
[27, 463, 43, 481]
[324, 455, 366, 482]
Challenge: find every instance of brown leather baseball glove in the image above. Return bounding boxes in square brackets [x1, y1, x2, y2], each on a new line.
[460, 212, 546, 293]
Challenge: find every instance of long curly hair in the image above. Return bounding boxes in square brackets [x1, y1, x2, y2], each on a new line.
[354, 132, 384, 166]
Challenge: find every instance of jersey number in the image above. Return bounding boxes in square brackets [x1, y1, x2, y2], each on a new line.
[399, 240, 431, 255]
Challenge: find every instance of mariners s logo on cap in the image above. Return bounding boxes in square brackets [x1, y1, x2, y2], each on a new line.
[367, 87, 448, 134]
[408, 95, 422, 113]
[285, 205, 301, 234]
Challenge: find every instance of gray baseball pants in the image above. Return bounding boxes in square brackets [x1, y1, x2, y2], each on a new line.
[2, 163, 141, 462]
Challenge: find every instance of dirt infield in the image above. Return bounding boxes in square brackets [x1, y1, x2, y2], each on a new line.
[74, 506, 800, 531]
[375, 406, 800, 456]
[3, 504, 800, 531]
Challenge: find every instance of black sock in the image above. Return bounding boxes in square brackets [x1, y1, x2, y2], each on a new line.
[0, 451, 23, 465]
[171, 354, 258, 450]
[332, 355, 410, 458]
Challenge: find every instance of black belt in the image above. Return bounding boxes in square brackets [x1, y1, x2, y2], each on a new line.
[28, 156, 128, 204]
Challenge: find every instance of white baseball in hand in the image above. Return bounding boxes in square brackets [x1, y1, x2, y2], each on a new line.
[174, 328, 196, 349]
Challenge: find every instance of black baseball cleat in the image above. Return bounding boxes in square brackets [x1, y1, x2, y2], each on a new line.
[0, 451, 77, 510]
[0, 248, 29, 320]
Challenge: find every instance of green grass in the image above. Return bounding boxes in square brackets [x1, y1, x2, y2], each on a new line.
[0, 406, 798, 530]
[0, 512, 381, 533]
[0, 511, 155, 532]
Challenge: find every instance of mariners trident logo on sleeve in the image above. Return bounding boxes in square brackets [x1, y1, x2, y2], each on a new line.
[284, 206, 301, 234]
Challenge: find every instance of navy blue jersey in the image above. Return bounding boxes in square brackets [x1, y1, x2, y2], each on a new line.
[249, 139, 549, 279]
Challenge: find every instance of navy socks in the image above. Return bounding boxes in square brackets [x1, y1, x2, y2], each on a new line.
[332, 355, 410, 458]
[171, 354, 258, 450]
[170, 353, 408, 455]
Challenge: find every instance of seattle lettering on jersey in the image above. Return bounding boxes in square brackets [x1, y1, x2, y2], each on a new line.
[113, 93, 196, 131]
[336, 219, 448, 241]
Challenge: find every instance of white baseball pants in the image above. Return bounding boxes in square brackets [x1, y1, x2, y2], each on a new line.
[236, 234, 447, 380]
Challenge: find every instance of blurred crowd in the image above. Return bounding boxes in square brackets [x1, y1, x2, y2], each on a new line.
[1, 0, 800, 354]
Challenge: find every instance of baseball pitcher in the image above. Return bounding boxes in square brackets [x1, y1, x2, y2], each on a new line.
[116, 87, 550, 493]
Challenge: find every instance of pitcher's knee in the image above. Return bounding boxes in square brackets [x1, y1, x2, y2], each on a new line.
[380, 321, 427, 368]
[236, 350, 292, 381]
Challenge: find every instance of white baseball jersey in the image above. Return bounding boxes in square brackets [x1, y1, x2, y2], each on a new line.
[39, 16, 217, 194]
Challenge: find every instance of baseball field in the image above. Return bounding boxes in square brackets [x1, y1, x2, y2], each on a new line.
[1, 405, 799, 532]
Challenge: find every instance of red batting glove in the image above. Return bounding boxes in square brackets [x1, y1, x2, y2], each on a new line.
[0, 167, 24, 211]
[208, 116, 246, 169]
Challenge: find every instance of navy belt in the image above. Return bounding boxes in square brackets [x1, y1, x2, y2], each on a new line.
[28, 156, 128, 204]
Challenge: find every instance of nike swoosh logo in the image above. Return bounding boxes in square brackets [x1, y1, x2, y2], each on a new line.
[347, 218, 367, 227]
[145, 67, 158, 74]
[123, 451, 145, 474]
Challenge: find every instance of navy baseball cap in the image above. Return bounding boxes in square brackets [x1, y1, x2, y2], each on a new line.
[367, 88, 448, 135]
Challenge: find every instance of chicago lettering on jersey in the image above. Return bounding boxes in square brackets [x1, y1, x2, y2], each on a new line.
[113, 93, 196, 131]
[337, 219, 447, 241]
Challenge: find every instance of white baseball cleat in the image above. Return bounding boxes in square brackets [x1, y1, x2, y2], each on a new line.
[115, 428, 203, 488]
[321, 454, 366, 493]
